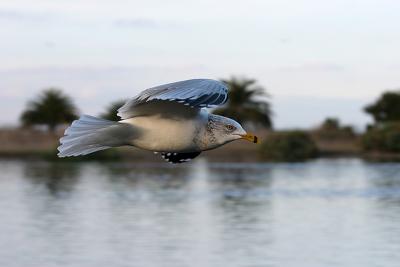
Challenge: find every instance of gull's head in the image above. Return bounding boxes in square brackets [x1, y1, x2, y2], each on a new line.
[207, 114, 259, 146]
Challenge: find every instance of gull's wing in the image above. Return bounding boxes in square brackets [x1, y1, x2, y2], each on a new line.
[117, 79, 228, 120]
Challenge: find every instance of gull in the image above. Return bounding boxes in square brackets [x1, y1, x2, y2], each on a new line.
[58, 79, 259, 163]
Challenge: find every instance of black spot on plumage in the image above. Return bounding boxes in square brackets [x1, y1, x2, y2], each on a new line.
[160, 151, 201, 164]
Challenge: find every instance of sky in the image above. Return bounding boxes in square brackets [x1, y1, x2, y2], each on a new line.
[1, 0, 400, 129]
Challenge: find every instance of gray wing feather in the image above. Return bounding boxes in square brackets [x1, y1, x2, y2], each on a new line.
[117, 79, 228, 120]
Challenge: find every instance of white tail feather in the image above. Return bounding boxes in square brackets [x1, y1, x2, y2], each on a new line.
[57, 115, 133, 157]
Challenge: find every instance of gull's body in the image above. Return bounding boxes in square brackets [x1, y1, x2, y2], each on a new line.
[122, 109, 207, 152]
[58, 79, 258, 163]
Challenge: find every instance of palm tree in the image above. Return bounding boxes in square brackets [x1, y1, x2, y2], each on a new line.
[20, 88, 78, 132]
[100, 100, 126, 121]
[213, 77, 272, 128]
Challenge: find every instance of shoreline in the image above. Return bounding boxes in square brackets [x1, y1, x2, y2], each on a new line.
[1, 145, 399, 163]
[1, 128, 399, 162]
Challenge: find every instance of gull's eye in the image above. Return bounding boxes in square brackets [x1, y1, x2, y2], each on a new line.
[225, 125, 236, 131]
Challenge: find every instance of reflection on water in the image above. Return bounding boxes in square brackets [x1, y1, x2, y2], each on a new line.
[0, 159, 400, 267]
[23, 162, 81, 195]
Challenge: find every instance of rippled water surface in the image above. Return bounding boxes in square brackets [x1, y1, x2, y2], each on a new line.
[1, 158, 400, 267]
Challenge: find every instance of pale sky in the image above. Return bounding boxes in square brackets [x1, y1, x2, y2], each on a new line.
[1, 0, 400, 129]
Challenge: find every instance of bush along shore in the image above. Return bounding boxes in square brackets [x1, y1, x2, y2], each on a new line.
[259, 131, 318, 162]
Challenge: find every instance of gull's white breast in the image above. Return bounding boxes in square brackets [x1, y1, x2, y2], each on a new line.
[121, 111, 207, 152]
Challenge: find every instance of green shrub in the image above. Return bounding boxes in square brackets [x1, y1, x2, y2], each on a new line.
[259, 130, 318, 162]
[362, 122, 400, 152]
[314, 117, 355, 140]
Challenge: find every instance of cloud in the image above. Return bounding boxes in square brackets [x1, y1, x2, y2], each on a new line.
[112, 18, 183, 30]
[113, 18, 159, 28]
[43, 41, 56, 48]
[0, 9, 50, 22]
[277, 63, 346, 73]
[279, 38, 291, 44]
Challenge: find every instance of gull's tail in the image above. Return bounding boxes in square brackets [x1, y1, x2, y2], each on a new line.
[57, 115, 134, 157]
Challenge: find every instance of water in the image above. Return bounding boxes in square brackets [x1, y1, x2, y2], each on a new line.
[0, 158, 400, 267]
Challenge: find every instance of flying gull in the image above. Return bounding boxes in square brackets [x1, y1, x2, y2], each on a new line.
[57, 79, 259, 163]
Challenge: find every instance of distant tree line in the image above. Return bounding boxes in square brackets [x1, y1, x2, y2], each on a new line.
[20, 77, 273, 131]
[19, 77, 400, 159]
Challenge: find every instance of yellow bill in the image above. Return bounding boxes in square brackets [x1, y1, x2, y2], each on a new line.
[240, 133, 259, 144]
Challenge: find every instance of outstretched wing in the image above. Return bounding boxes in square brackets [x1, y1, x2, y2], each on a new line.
[117, 79, 228, 120]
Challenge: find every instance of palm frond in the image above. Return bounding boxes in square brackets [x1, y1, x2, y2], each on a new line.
[214, 76, 272, 128]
